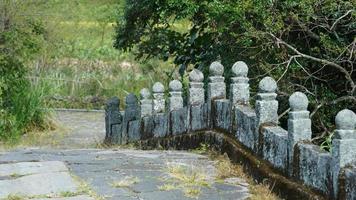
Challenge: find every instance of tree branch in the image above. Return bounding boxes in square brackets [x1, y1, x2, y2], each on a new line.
[268, 33, 356, 95]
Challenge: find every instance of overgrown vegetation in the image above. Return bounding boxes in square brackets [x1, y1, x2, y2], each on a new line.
[24, 0, 174, 109]
[115, 0, 356, 146]
[0, 0, 52, 142]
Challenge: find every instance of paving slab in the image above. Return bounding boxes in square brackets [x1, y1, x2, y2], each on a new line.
[0, 161, 67, 176]
[0, 171, 78, 198]
[34, 195, 95, 200]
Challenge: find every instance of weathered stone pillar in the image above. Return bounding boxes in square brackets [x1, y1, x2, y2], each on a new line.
[140, 88, 153, 117]
[331, 109, 356, 198]
[104, 97, 122, 144]
[168, 80, 183, 111]
[255, 77, 278, 127]
[122, 93, 141, 143]
[152, 82, 168, 137]
[207, 61, 226, 102]
[208, 61, 226, 128]
[287, 92, 311, 176]
[188, 69, 208, 131]
[152, 82, 165, 114]
[230, 61, 249, 106]
[188, 69, 204, 106]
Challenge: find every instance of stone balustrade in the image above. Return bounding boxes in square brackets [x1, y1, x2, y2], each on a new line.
[105, 60, 356, 200]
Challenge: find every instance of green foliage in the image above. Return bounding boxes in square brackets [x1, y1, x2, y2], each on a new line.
[115, 0, 356, 144]
[0, 0, 50, 142]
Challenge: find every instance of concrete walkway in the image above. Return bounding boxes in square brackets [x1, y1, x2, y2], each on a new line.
[0, 111, 250, 200]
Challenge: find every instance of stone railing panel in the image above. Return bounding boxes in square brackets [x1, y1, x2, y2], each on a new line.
[235, 105, 257, 152]
[296, 143, 332, 195]
[213, 99, 232, 132]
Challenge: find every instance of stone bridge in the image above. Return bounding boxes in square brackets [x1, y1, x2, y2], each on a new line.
[105, 61, 356, 200]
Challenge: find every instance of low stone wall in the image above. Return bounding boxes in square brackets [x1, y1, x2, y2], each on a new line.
[105, 61, 356, 200]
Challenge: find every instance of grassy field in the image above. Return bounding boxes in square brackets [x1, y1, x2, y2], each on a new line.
[27, 0, 176, 109]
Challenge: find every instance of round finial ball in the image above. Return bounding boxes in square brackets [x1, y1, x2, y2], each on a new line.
[189, 69, 204, 82]
[169, 80, 182, 91]
[289, 92, 308, 111]
[140, 88, 150, 99]
[125, 93, 137, 104]
[232, 61, 248, 77]
[209, 61, 224, 76]
[152, 82, 165, 93]
[259, 77, 277, 93]
[335, 109, 356, 130]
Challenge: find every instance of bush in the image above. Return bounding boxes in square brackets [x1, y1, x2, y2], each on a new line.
[0, 0, 49, 142]
[115, 0, 356, 144]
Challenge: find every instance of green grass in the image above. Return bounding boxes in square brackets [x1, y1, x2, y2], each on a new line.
[26, 0, 176, 109]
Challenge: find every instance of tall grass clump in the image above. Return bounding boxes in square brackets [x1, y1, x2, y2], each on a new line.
[0, 0, 52, 142]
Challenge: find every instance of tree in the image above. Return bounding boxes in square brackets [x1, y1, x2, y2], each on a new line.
[114, 0, 356, 145]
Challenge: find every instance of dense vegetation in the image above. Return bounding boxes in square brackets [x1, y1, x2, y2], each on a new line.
[0, 0, 51, 141]
[115, 0, 356, 146]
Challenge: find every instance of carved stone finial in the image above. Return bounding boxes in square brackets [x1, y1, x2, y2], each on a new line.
[153, 82, 165, 93]
[335, 109, 356, 130]
[126, 93, 138, 105]
[106, 96, 120, 110]
[259, 77, 277, 93]
[289, 92, 308, 111]
[140, 88, 151, 100]
[232, 61, 248, 77]
[189, 69, 204, 82]
[169, 80, 182, 92]
[209, 61, 224, 76]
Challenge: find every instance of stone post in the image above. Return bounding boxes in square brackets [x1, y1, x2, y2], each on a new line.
[331, 109, 356, 198]
[140, 88, 153, 117]
[230, 61, 249, 106]
[287, 92, 312, 176]
[188, 69, 204, 105]
[104, 97, 122, 144]
[255, 76, 278, 127]
[188, 69, 208, 131]
[169, 80, 183, 111]
[208, 61, 226, 127]
[207, 61, 226, 102]
[122, 93, 141, 143]
[152, 82, 165, 114]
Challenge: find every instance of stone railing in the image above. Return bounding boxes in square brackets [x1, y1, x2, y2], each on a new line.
[105, 61, 356, 200]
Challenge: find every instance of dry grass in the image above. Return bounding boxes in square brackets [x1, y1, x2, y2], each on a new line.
[211, 152, 279, 200]
[160, 164, 211, 199]
[112, 176, 140, 188]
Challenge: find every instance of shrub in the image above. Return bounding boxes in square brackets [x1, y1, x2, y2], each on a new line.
[0, 0, 49, 142]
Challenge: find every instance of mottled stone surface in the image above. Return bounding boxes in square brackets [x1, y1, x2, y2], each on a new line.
[258, 77, 277, 93]
[140, 88, 153, 117]
[255, 77, 278, 128]
[189, 103, 209, 131]
[213, 99, 231, 133]
[261, 126, 288, 171]
[142, 116, 154, 140]
[189, 69, 205, 105]
[332, 109, 356, 197]
[345, 166, 356, 200]
[153, 82, 166, 114]
[0, 161, 78, 198]
[170, 107, 188, 135]
[230, 61, 249, 106]
[105, 97, 122, 144]
[288, 92, 311, 175]
[128, 120, 141, 142]
[169, 80, 183, 111]
[235, 106, 257, 152]
[122, 94, 141, 144]
[152, 113, 169, 137]
[296, 143, 332, 195]
[35, 195, 95, 200]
